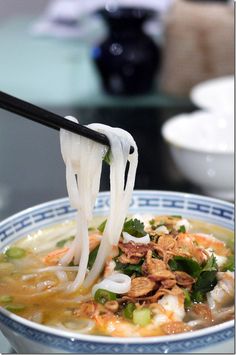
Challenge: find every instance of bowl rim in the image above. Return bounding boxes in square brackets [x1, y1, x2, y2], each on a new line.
[0, 306, 234, 344]
[0, 189, 234, 227]
[0, 190, 234, 344]
[190, 75, 234, 113]
[161, 112, 234, 155]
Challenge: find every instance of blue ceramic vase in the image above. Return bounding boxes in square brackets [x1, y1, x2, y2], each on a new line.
[92, 7, 161, 95]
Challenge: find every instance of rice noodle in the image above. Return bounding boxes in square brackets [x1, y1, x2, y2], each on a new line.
[21, 274, 38, 281]
[92, 273, 131, 296]
[60, 119, 138, 291]
[83, 125, 138, 288]
[18, 225, 76, 253]
[55, 319, 95, 333]
[55, 270, 68, 283]
[122, 231, 150, 244]
[36, 266, 79, 273]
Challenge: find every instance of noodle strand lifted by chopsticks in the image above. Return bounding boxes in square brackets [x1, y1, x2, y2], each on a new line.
[60, 119, 138, 291]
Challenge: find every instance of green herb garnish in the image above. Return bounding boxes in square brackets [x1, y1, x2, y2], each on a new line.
[87, 246, 99, 270]
[178, 225, 186, 233]
[191, 290, 205, 303]
[123, 218, 146, 238]
[123, 303, 136, 320]
[0, 295, 13, 304]
[149, 219, 155, 226]
[221, 255, 235, 272]
[168, 256, 201, 278]
[133, 308, 151, 326]
[115, 261, 143, 276]
[191, 255, 218, 301]
[183, 289, 191, 308]
[98, 219, 107, 233]
[56, 236, 75, 248]
[5, 247, 26, 259]
[103, 150, 111, 165]
[94, 289, 116, 304]
[5, 304, 25, 313]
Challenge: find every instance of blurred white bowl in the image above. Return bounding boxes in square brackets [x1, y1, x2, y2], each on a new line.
[162, 111, 234, 200]
[190, 76, 234, 115]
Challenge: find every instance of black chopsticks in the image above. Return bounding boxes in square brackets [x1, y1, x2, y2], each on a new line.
[0, 91, 134, 154]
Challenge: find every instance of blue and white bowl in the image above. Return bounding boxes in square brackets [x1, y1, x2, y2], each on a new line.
[0, 191, 234, 353]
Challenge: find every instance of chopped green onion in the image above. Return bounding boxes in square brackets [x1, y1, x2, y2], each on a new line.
[149, 219, 155, 226]
[56, 236, 75, 248]
[123, 303, 136, 320]
[88, 227, 95, 231]
[5, 304, 25, 312]
[191, 290, 205, 303]
[5, 247, 26, 259]
[178, 225, 186, 233]
[0, 295, 13, 303]
[133, 308, 151, 326]
[183, 289, 191, 308]
[171, 215, 182, 219]
[94, 289, 116, 305]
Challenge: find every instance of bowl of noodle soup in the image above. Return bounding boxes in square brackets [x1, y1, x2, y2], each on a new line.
[0, 191, 234, 354]
[0, 119, 234, 353]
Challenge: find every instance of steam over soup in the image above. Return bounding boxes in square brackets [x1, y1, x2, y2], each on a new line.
[0, 216, 234, 337]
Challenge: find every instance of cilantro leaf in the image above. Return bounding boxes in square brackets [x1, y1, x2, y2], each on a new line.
[123, 218, 146, 238]
[202, 254, 218, 272]
[192, 271, 217, 294]
[191, 255, 218, 301]
[115, 261, 143, 276]
[178, 225, 186, 233]
[168, 256, 201, 278]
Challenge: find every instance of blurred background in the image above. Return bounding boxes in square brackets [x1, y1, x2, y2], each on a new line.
[0, 0, 234, 220]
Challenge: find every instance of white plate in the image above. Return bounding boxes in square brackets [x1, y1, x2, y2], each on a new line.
[190, 76, 234, 115]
